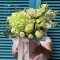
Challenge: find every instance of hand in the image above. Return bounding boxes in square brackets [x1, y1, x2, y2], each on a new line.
[32, 44, 42, 55]
[16, 47, 18, 52]
[12, 47, 18, 59]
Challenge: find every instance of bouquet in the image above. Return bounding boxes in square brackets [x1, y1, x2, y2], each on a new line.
[2, 4, 58, 60]
[3, 4, 58, 40]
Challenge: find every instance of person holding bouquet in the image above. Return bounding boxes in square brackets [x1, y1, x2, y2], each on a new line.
[3, 4, 57, 60]
[12, 34, 52, 60]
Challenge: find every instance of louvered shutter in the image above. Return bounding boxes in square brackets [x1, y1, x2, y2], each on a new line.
[42, 0, 60, 60]
[0, 0, 33, 60]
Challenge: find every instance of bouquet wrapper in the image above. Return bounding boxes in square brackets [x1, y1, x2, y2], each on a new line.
[12, 36, 38, 60]
[18, 37, 29, 60]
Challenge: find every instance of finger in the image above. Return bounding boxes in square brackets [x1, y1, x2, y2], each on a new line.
[34, 50, 41, 55]
[32, 49, 39, 54]
[32, 51, 39, 55]
[32, 45, 41, 54]
[16, 50, 18, 52]
[16, 48, 18, 50]
[34, 46, 40, 51]
[32, 49, 42, 55]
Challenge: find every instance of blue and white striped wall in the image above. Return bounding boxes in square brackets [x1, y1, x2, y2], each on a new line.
[42, 0, 60, 60]
[0, 0, 60, 60]
[0, 0, 29, 60]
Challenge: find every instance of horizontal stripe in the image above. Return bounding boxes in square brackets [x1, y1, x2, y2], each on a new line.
[42, 0, 60, 60]
[42, 1, 60, 3]
[0, 1, 29, 59]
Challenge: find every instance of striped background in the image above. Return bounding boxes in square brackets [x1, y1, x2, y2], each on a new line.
[42, 0, 60, 60]
[0, 0, 60, 60]
[0, 0, 29, 60]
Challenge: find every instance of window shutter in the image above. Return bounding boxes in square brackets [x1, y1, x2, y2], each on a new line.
[42, 0, 60, 60]
[0, 0, 30, 60]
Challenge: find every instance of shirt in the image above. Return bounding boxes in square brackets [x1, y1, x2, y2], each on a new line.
[31, 36, 52, 60]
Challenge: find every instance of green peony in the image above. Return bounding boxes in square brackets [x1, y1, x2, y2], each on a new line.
[25, 24, 34, 33]
[35, 30, 44, 38]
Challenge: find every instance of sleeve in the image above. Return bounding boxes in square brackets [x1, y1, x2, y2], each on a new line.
[44, 36, 52, 44]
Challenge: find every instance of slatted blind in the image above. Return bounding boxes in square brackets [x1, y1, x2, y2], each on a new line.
[42, 0, 60, 60]
[0, 0, 29, 60]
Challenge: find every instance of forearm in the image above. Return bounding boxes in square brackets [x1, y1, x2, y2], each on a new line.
[41, 45, 52, 59]
[12, 52, 18, 59]
[40, 43, 52, 59]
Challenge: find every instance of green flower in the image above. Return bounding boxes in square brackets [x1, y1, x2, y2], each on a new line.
[28, 34, 33, 39]
[20, 32, 25, 37]
[25, 24, 34, 33]
[35, 30, 44, 38]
